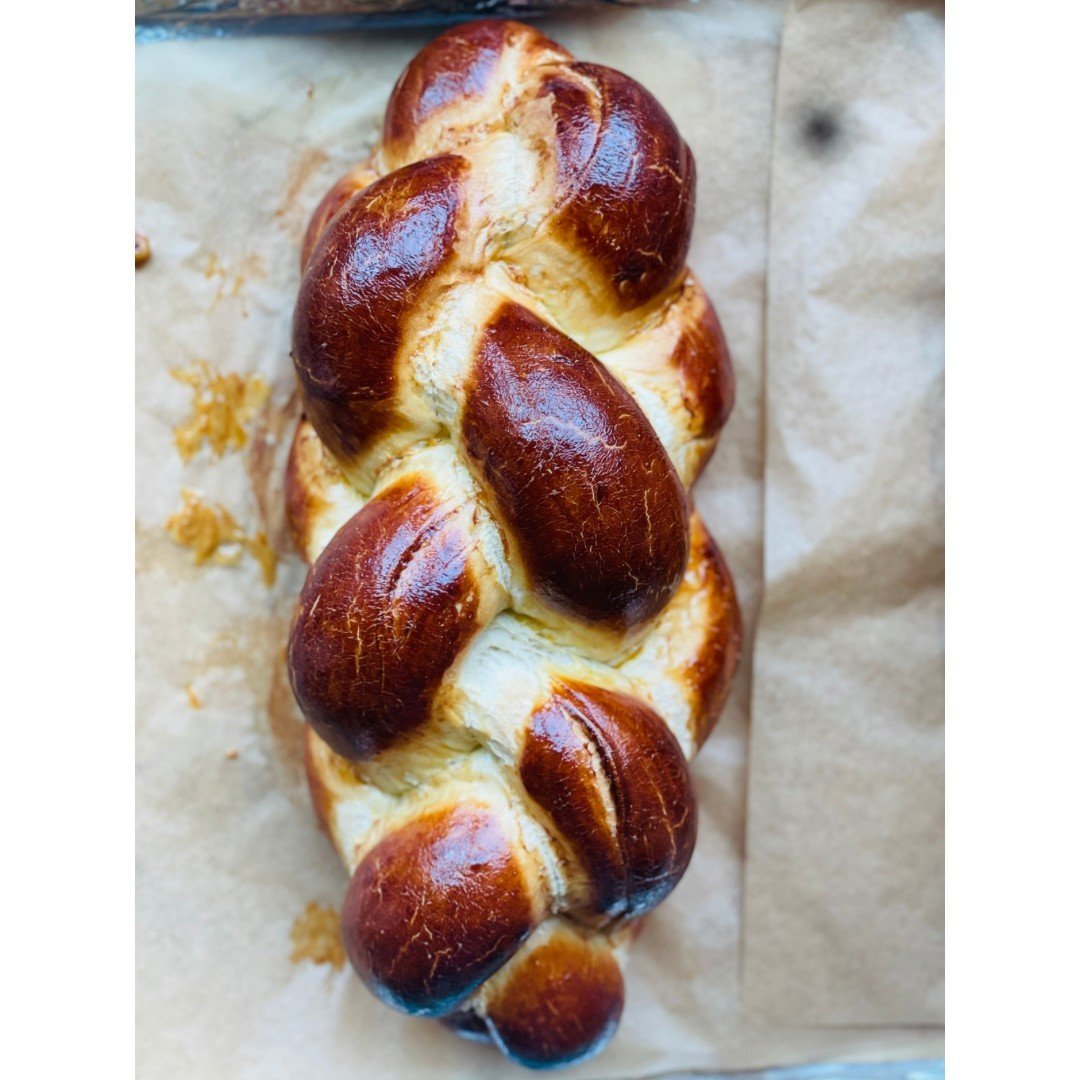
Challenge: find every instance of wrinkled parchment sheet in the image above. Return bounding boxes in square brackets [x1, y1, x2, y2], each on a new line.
[742, 0, 944, 1027]
[135, 2, 944, 1076]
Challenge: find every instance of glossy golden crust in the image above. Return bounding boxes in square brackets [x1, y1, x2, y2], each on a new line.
[482, 922, 625, 1067]
[522, 682, 695, 920]
[302, 723, 335, 839]
[342, 803, 543, 1015]
[284, 420, 335, 558]
[683, 518, 743, 747]
[538, 63, 695, 312]
[285, 19, 742, 1068]
[299, 160, 380, 271]
[674, 285, 735, 442]
[383, 22, 565, 156]
[288, 475, 485, 761]
[462, 302, 688, 628]
[292, 157, 465, 478]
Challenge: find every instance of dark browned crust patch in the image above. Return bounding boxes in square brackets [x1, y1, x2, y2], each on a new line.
[541, 63, 695, 310]
[483, 925, 624, 1067]
[521, 681, 696, 918]
[292, 155, 465, 468]
[684, 517, 743, 748]
[287, 475, 481, 761]
[341, 803, 539, 1015]
[462, 302, 689, 628]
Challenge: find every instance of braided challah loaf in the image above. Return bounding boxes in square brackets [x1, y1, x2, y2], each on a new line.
[286, 20, 742, 1068]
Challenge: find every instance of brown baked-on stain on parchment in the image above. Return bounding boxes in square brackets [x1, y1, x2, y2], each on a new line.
[289, 901, 346, 970]
[274, 146, 331, 243]
[171, 361, 270, 463]
[242, 387, 314, 793]
[204, 251, 265, 317]
[267, 644, 308, 791]
[168, 376, 308, 796]
[190, 616, 310, 800]
[164, 489, 277, 586]
[246, 387, 303, 559]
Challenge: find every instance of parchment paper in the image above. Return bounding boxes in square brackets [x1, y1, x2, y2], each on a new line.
[135, 2, 944, 1076]
[742, 0, 945, 1027]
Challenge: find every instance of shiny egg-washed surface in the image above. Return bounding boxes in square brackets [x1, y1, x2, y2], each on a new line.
[286, 19, 742, 1068]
